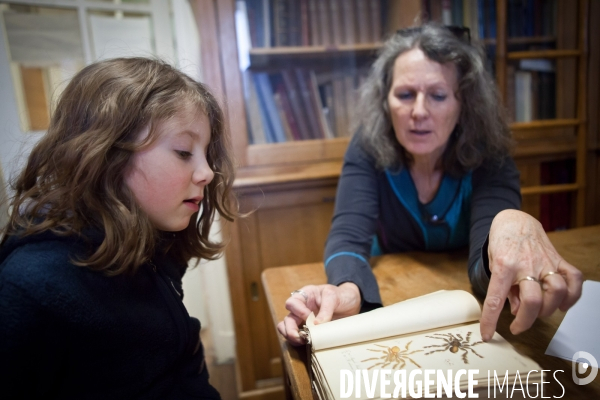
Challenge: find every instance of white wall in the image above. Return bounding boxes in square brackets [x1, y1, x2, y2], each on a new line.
[0, 13, 45, 186]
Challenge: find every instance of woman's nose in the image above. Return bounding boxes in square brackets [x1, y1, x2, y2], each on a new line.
[411, 93, 428, 119]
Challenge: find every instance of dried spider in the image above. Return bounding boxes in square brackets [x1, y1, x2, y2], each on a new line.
[361, 341, 422, 370]
[423, 332, 484, 364]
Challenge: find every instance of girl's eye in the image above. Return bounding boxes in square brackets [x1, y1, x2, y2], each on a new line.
[431, 93, 447, 101]
[176, 150, 193, 160]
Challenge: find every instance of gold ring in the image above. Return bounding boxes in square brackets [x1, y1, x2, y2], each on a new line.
[540, 271, 559, 281]
[516, 276, 541, 285]
[290, 289, 308, 301]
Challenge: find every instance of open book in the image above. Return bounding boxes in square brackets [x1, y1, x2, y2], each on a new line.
[301, 290, 542, 399]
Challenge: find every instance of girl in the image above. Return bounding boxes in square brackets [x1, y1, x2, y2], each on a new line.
[0, 58, 236, 399]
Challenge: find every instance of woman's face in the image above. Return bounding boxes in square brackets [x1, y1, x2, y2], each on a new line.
[387, 48, 461, 164]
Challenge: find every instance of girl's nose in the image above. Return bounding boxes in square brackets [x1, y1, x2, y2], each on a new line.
[193, 162, 214, 186]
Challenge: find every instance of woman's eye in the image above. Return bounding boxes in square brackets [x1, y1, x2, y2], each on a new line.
[431, 93, 447, 101]
[176, 150, 193, 160]
[397, 92, 413, 100]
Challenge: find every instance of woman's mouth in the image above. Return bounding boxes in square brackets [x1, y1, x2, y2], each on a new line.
[410, 130, 431, 135]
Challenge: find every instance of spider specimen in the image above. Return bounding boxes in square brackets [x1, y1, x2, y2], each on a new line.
[423, 332, 484, 364]
[361, 341, 422, 369]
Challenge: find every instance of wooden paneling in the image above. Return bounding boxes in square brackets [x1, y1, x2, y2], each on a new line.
[224, 176, 338, 397]
[20, 66, 49, 131]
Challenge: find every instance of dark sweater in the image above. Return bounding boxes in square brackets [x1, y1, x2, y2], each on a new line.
[0, 229, 220, 399]
[325, 134, 522, 308]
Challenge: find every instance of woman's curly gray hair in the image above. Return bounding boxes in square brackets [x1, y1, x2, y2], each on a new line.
[357, 23, 512, 175]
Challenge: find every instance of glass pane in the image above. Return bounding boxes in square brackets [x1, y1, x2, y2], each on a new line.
[87, 10, 155, 60]
[2, 4, 85, 132]
[237, 0, 384, 145]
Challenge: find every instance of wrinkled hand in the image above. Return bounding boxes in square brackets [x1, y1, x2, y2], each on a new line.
[480, 209, 583, 341]
[277, 282, 362, 346]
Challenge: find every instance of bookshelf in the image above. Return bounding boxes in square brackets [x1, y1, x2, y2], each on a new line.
[493, 0, 588, 228]
[191, 1, 592, 398]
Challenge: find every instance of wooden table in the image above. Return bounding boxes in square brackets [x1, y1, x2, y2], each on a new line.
[262, 225, 600, 399]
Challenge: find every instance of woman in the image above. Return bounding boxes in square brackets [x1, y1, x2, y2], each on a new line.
[278, 24, 583, 346]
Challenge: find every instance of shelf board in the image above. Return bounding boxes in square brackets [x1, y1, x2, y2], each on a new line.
[521, 183, 579, 196]
[509, 119, 581, 130]
[507, 49, 581, 59]
[246, 137, 350, 167]
[233, 160, 343, 189]
[483, 36, 556, 46]
[249, 43, 382, 57]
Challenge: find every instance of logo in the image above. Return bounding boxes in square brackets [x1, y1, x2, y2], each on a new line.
[572, 351, 598, 385]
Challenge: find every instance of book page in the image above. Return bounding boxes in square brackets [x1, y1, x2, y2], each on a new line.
[308, 290, 481, 351]
[315, 322, 541, 400]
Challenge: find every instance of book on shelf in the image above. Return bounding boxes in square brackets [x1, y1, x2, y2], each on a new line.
[243, 71, 266, 144]
[295, 68, 324, 139]
[301, 290, 542, 400]
[309, 70, 335, 139]
[368, 0, 382, 43]
[341, 0, 357, 45]
[356, 0, 370, 44]
[245, 0, 383, 49]
[274, 80, 303, 140]
[514, 70, 533, 122]
[329, 0, 344, 46]
[253, 72, 287, 143]
[281, 69, 312, 140]
[308, 0, 321, 45]
[540, 159, 574, 231]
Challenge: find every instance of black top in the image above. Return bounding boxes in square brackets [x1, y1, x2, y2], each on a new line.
[0, 228, 220, 399]
[324, 135, 522, 309]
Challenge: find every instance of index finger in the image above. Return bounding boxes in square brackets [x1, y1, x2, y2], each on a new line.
[480, 272, 512, 341]
[314, 286, 340, 324]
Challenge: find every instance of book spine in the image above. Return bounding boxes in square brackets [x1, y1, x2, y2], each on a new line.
[430, 0, 443, 22]
[318, 0, 332, 45]
[369, 0, 381, 43]
[309, 70, 334, 139]
[514, 70, 532, 122]
[242, 70, 266, 144]
[441, 0, 452, 25]
[299, 0, 310, 46]
[343, 74, 357, 136]
[255, 73, 287, 142]
[308, 0, 321, 45]
[281, 69, 312, 140]
[330, 0, 344, 45]
[322, 82, 336, 138]
[452, 0, 463, 26]
[295, 68, 323, 139]
[252, 72, 275, 142]
[355, 0, 370, 43]
[262, 0, 271, 47]
[272, 89, 295, 141]
[342, 0, 357, 45]
[332, 76, 348, 137]
[275, 81, 302, 140]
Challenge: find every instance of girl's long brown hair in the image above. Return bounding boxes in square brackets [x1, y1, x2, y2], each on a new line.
[3, 57, 237, 275]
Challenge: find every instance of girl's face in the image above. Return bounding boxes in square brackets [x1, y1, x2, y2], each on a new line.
[387, 48, 461, 164]
[124, 108, 214, 232]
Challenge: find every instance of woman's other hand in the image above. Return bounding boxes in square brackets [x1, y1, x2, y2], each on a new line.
[277, 282, 362, 346]
[480, 209, 583, 341]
